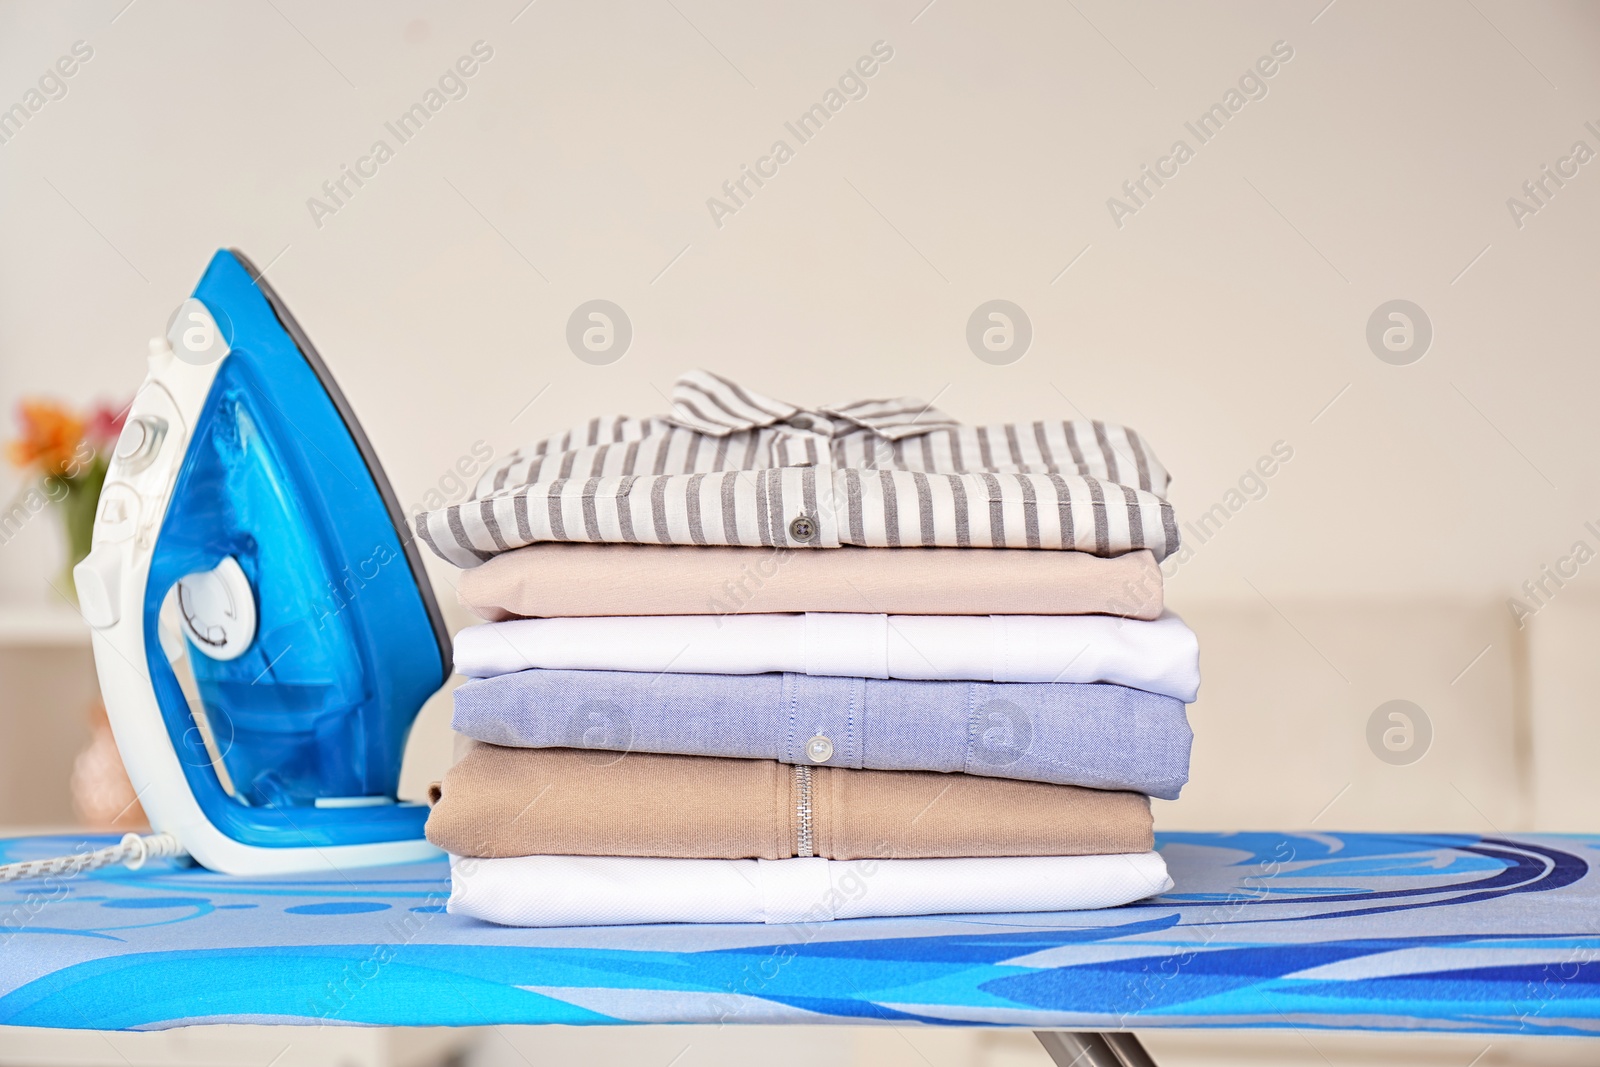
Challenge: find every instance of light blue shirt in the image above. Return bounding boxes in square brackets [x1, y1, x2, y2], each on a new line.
[453, 670, 1192, 799]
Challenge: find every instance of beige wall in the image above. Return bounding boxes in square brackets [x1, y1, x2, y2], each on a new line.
[2, 1, 1598, 837]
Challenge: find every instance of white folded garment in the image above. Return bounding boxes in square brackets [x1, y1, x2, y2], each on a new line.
[447, 851, 1173, 927]
[452, 611, 1200, 701]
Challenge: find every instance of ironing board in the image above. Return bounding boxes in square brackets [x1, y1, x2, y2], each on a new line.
[1, 831, 1596, 1063]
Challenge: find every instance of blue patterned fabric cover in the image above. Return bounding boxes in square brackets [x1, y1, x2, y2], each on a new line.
[0, 832, 1595, 1035]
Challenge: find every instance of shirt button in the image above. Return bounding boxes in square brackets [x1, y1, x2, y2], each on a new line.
[788, 415, 814, 430]
[805, 735, 834, 763]
[788, 515, 816, 543]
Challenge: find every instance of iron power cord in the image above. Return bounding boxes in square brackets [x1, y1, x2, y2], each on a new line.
[0, 833, 188, 883]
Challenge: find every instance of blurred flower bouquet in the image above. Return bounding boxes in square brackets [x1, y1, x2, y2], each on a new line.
[6, 398, 127, 602]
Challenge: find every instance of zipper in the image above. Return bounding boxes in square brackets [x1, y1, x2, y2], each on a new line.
[793, 764, 814, 858]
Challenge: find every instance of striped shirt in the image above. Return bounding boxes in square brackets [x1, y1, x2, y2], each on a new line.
[416, 370, 1179, 567]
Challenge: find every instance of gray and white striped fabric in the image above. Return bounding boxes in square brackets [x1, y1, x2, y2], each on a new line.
[416, 370, 1179, 567]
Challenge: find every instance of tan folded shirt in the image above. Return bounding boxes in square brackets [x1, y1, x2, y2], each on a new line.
[457, 543, 1162, 620]
[426, 743, 1154, 861]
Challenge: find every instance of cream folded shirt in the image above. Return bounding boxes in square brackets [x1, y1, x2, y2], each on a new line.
[456, 542, 1163, 621]
[453, 611, 1201, 702]
[447, 851, 1174, 926]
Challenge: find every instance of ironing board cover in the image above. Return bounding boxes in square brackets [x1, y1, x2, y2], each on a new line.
[0, 831, 1595, 1035]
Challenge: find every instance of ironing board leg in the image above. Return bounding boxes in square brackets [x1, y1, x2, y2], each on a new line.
[1033, 1030, 1158, 1067]
[1103, 1032, 1158, 1067]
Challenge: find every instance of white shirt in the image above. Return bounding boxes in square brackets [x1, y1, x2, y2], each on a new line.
[447, 851, 1172, 927]
[452, 611, 1201, 702]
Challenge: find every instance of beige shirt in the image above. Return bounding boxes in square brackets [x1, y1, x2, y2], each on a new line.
[457, 542, 1162, 620]
[427, 743, 1154, 861]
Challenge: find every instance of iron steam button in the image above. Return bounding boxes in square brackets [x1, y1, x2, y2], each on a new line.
[113, 419, 146, 460]
[113, 416, 167, 472]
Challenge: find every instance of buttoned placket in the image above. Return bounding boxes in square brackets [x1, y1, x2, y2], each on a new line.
[769, 422, 841, 548]
[781, 673, 868, 772]
[551, 375, 963, 555]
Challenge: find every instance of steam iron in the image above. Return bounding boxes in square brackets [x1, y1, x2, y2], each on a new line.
[73, 249, 449, 874]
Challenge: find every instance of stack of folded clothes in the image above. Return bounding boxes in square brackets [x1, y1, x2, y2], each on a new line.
[416, 370, 1200, 927]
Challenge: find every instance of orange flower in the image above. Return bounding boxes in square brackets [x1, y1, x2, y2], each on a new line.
[7, 399, 87, 475]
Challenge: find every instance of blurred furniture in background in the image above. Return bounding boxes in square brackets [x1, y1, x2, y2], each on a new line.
[0, 1026, 476, 1067]
[3, 396, 141, 830]
[3, 1025, 1596, 1067]
[0, 601, 96, 831]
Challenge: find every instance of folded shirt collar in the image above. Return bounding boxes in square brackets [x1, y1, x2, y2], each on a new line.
[665, 369, 959, 441]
